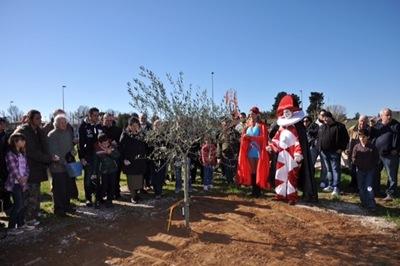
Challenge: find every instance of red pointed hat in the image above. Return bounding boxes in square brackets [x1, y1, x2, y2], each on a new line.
[277, 95, 300, 117]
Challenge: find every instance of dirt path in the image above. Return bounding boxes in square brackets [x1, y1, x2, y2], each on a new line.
[1, 195, 399, 265]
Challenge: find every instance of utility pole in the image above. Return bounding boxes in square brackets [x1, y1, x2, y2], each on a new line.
[62, 85, 66, 110]
[299, 89, 303, 109]
[211, 72, 214, 103]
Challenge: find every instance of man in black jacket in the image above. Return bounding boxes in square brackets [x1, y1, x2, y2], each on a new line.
[373, 108, 400, 201]
[78, 107, 103, 206]
[318, 112, 349, 198]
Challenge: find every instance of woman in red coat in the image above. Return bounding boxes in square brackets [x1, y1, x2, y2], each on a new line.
[237, 107, 270, 197]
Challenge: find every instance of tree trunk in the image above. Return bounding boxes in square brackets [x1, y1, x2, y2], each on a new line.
[183, 155, 190, 229]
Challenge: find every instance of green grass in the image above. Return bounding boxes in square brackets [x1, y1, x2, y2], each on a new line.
[39, 167, 400, 227]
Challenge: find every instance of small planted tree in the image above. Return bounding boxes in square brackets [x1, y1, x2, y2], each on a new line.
[128, 67, 229, 228]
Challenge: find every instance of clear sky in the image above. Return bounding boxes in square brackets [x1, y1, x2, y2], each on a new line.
[1, 0, 399, 121]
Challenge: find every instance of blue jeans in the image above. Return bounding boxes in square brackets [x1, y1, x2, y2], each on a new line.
[203, 166, 214, 186]
[321, 151, 341, 189]
[175, 166, 192, 192]
[311, 146, 327, 185]
[357, 169, 376, 209]
[380, 154, 399, 197]
[9, 185, 25, 228]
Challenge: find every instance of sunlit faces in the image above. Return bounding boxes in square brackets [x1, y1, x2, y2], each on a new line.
[358, 116, 368, 129]
[89, 111, 100, 124]
[380, 109, 392, 125]
[283, 109, 293, 119]
[129, 122, 140, 134]
[58, 118, 67, 130]
[16, 139, 26, 150]
[32, 113, 42, 127]
[359, 134, 369, 146]
[103, 114, 114, 127]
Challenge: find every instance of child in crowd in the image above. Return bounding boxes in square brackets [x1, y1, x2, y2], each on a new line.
[93, 134, 120, 208]
[352, 129, 379, 211]
[201, 135, 217, 191]
[5, 133, 35, 235]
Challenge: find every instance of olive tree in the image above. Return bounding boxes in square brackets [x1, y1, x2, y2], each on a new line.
[128, 67, 229, 228]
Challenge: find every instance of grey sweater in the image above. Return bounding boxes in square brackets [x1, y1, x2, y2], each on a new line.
[47, 128, 74, 173]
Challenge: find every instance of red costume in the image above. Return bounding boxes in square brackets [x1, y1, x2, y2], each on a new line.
[269, 95, 305, 203]
[237, 122, 270, 189]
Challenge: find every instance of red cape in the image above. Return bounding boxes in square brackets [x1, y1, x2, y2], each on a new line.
[236, 123, 270, 189]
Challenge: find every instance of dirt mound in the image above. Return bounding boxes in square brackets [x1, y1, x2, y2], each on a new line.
[1, 195, 399, 265]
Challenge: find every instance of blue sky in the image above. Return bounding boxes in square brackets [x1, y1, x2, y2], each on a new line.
[1, 0, 399, 120]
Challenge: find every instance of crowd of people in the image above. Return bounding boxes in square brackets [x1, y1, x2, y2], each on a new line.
[0, 98, 399, 236]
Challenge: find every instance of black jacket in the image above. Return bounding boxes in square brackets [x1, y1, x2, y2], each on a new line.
[319, 121, 349, 152]
[295, 122, 318, 202]
[119, 131, 147, 175]
[103, 124, 123, 145]
[0, 131, 11, 182]
[14, 124, 52, 183]
[305, 122, 319, 147]
[78, 119, 103, 160]
[373, 119, 400, 156]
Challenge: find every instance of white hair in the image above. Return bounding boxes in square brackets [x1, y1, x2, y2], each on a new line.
[380, 108, 392, 117]
[53, 114, 68, 128]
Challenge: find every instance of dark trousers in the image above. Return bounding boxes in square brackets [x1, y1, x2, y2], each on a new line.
[24, 183, 40, 221]
[190, 159, 204, 183]
[9, 185, 25, 228]
[84, 165, 95, 202]
[222, 157, 237, 184]
[101, 173, 116, 201]
[152, 165, 167, 196]
[114, 167, 122, 197]
[357, 169, 376, 209]
[69, 177, 79, 199]
[252, 174, 261, 196]
[52, 172, 71, 214]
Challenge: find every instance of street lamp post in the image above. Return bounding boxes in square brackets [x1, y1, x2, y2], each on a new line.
[62, 85, 66, 110]
[211, 72, 214, 103]
[299, 89, 303, 109]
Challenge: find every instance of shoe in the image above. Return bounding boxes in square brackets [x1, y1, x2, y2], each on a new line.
[55, 211, 68, 218]
[66, 207, 76, 214]
[130, 198, 138, 204]
[382, 195, 393, 202]
[26, 219, 40, 226]
[20, 224, 36, 231]
[323, 186, 333, 192]
[331, 189, 340, 199]
[86, 200, 93, 207]
[8, 228, 23, 236]
[320, 182, 326, 188]
[203, 185, 209, 191]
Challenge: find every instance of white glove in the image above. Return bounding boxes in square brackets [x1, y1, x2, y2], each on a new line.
[124, 159, 131, 166]
[294, 154, 303, 163]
